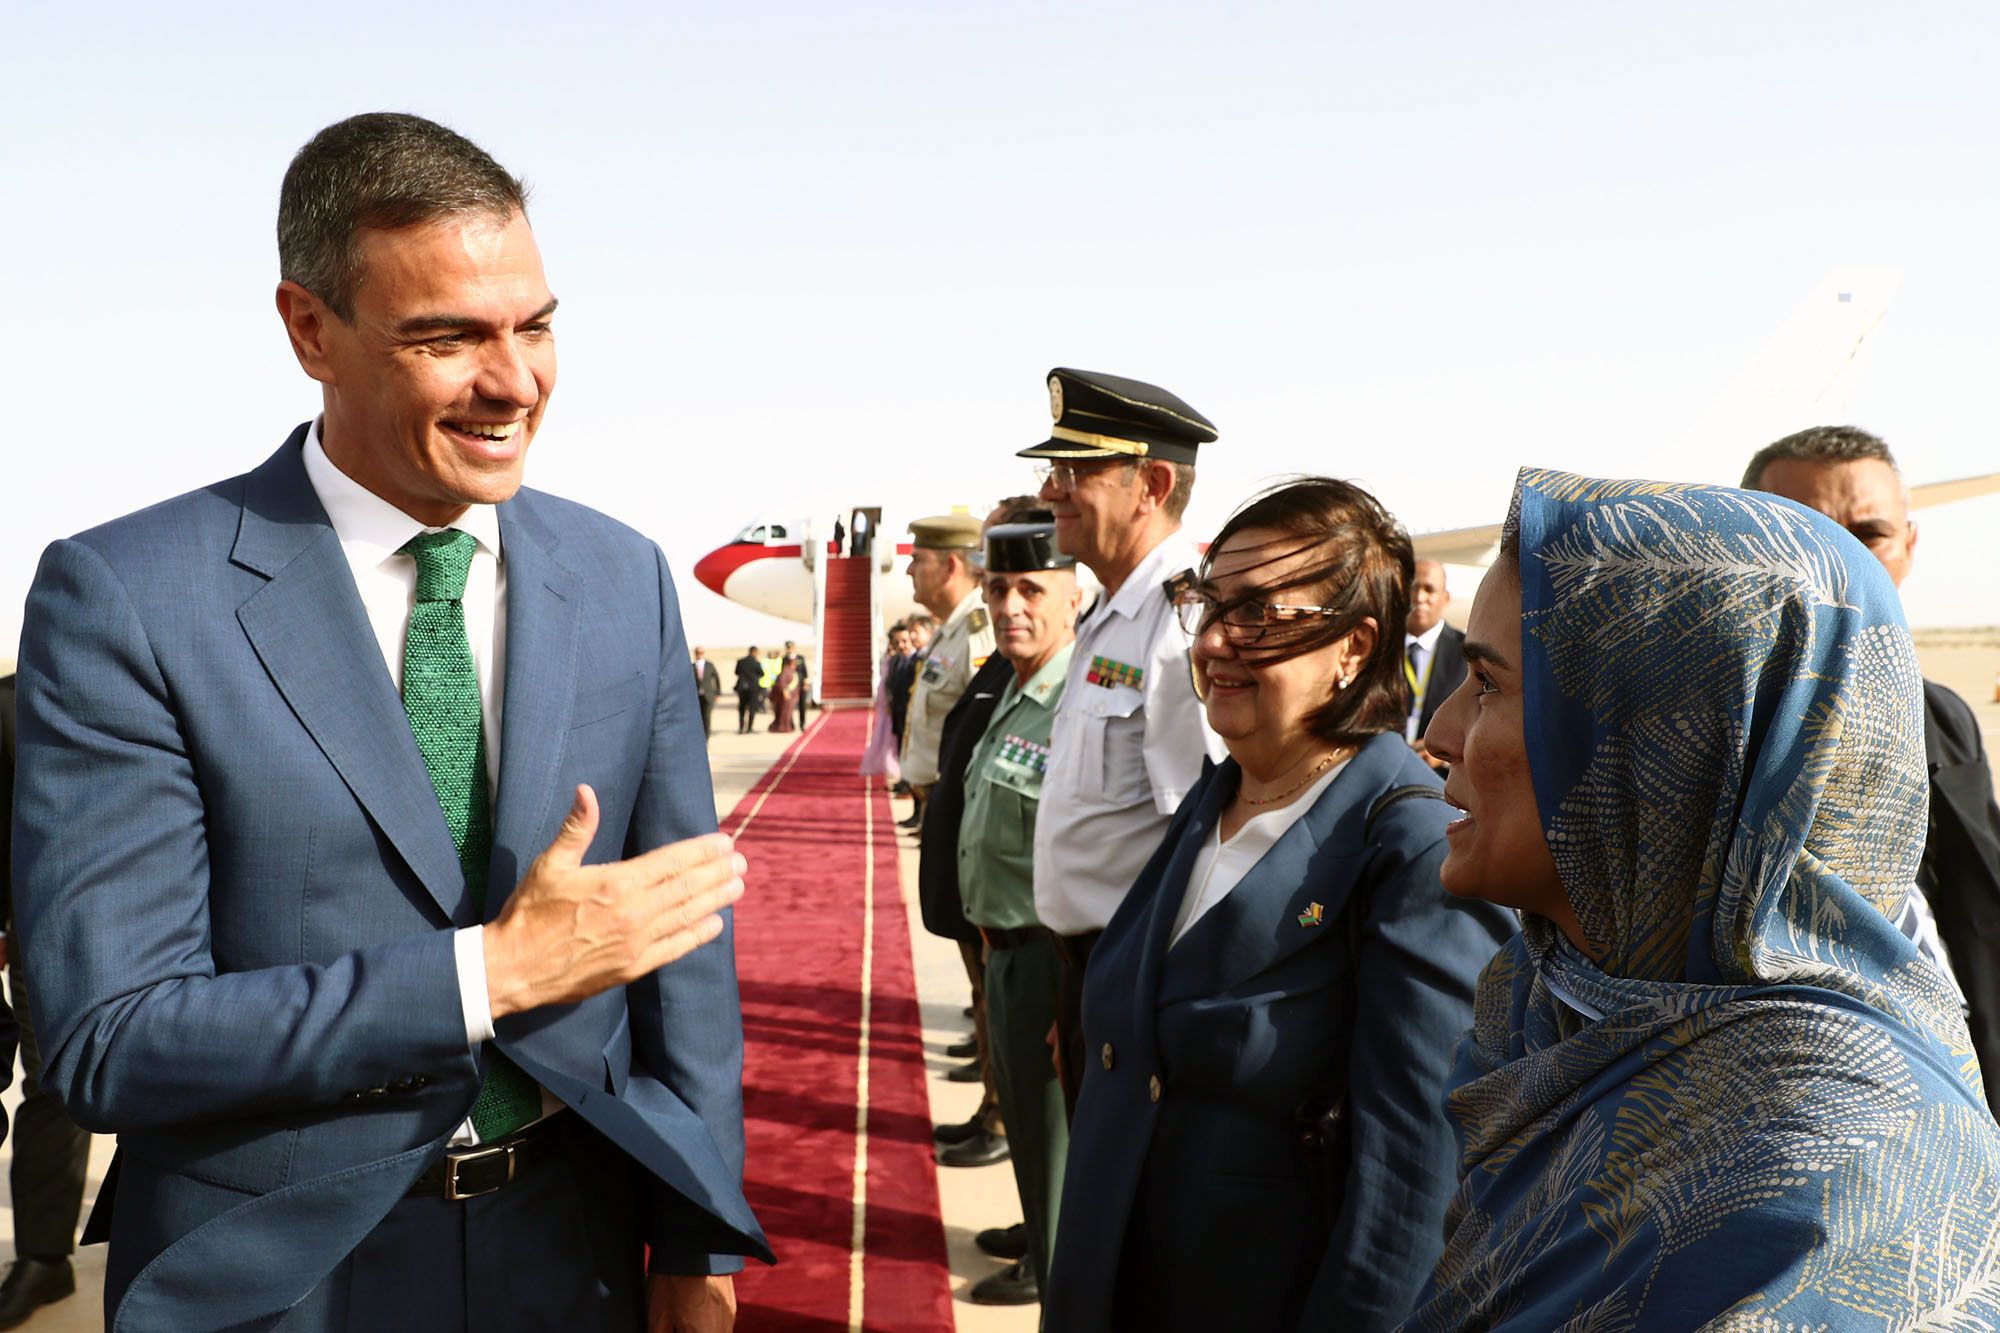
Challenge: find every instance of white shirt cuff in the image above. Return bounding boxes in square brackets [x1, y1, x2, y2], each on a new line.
[454, 926, 497, 1045]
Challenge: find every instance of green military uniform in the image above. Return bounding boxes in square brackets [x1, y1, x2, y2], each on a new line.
[901, 586, 995, 789]
[960, 631, 1073, 1292]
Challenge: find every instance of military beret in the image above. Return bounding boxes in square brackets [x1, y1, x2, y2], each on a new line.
[1017, 367, 1218, 467]
[984, 522, 1073, 574]
[909, 514, 984, 550]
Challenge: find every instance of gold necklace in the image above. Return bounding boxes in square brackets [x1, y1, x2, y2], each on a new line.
[1240, 751, 1343, 807]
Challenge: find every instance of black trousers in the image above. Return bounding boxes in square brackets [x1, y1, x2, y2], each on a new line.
[273, 1114, 644, 1332]
[736, 691, 759, 732]
[697, 696, 715, 738]
[1051, 929, 1102, 1122]
[9, 962, 91, 1261]
[984, 936, 1066, 1285]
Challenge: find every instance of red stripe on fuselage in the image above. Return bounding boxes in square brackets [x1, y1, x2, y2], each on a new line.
[693, 542, 916, 599]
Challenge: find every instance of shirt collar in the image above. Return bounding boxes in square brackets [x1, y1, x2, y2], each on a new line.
[1103, 529, 1201, 621]
[1406, 619, 1446, 654]
[944, 586, 983, 628]
[1002, 640, 1075, 711]
[302, 418, 503, 566]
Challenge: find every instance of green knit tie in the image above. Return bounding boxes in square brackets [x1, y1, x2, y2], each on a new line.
[400, 529, 541, 1141]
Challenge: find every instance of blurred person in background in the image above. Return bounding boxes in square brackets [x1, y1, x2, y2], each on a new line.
[890, 615, 934, 760]
[783, 639, 810, 729]
[692, 647, 722, 740]
[1404, 558, 1463, 770]
[767, 652, 798, 734]
[735, 645, 765, 733]
[1044, 479, 1513, 1330]
[1744, 426, 2000, 1109]
[859, 622, 907, 786]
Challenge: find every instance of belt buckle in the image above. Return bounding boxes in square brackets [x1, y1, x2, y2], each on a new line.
[442, 1140, 516, 1201]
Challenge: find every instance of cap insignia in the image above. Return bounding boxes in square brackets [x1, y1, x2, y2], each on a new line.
[1048, 376, 1064, 421]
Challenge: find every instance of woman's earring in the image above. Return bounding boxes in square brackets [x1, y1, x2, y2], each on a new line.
[1337, 673, 1352, 691]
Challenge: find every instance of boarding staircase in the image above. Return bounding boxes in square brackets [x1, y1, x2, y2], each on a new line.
[815, 555, 877, 704]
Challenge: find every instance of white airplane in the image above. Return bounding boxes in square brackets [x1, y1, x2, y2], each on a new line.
[693, 268, 2000, 630]
[692, 511, 923, 626]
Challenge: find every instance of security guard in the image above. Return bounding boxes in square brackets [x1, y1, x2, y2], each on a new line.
[1021, 368, 1224, 1115]
[956, 521, 1082, 1307]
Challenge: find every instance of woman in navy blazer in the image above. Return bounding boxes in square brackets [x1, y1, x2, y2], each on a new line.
[1044, 479, 1515, 1331]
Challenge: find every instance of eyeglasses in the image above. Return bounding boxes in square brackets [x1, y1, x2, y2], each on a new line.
[1174, 589, 1342, 643]
[1031, 458, 1140, 493]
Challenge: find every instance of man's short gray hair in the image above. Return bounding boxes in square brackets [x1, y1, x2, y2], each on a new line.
[1741, 426, 1899, 490]
[278, 112, 528, 322]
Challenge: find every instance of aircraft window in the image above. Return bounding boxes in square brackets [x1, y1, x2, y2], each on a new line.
[767, 524, 788, 540]
[735, 524, 767, 542]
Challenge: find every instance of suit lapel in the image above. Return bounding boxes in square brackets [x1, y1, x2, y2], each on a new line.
[489, 495, 581, 920]
[1133, 767, 1234, 1006]
[1157, 737, 1404, 1004]
[231, 430, 469, 925]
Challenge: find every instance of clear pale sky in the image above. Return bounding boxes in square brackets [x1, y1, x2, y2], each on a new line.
[5, 1, 1999, 657]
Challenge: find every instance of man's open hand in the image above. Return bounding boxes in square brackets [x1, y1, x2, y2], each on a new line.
[484, 785, 745, 1020]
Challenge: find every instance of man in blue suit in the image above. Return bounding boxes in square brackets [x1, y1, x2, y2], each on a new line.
[11, 113, 769, 1331]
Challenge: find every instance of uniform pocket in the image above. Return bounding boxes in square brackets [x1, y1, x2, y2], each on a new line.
[1071, 686, 1146, 804]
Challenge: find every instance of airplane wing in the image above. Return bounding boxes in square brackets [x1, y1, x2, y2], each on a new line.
[1412, 523, 1505, 565]
[1910, 472, 2000, 511]
[1672, 266, 1902, 465]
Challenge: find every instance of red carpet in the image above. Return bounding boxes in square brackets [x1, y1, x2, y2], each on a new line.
[728, 709, 953, 1332]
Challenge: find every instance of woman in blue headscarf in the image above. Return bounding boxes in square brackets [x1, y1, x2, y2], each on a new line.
[1406, 469, 2000, 1331]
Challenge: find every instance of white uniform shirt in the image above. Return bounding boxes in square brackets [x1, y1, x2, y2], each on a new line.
[1403, 619, 1447, 742]
[302, 423, 555, 1142]
[1033, 532, 1226, 935]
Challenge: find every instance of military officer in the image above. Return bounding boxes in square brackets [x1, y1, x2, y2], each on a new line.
[900, 514, 1008, 1136]
[1021, 369, 1225, 1115]
[957, 520, 1083, 1307]
[900, 514, 996, 803]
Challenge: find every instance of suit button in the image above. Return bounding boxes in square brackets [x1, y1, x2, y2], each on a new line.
[1148, 1075, 1162, 1103]
[1100, 1043, 1114, 1071]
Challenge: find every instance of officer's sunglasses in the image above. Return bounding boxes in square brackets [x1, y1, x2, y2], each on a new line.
[1031, 458, 1141, 493]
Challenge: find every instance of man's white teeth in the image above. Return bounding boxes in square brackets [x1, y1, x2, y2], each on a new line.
[452, 421, 520, 440]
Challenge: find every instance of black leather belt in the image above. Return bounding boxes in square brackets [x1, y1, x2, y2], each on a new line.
[1051, 928, 1103, 970]
[977, 924, 1052, 952]
[409, 1113, 562, 1201]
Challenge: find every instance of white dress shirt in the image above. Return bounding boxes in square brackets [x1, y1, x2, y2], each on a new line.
[1168, 758, 1349, 946]
[301, 423, 552, 1142]
[1033, 531, 1227, 936]
[1403, 619, 1447, 743]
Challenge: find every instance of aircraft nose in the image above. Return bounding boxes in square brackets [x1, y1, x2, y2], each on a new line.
[693, 545, 741, 598]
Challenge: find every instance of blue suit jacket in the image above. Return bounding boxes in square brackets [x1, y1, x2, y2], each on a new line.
[10, 428, 771, 1331]
[1044, 734, 1515, 1332]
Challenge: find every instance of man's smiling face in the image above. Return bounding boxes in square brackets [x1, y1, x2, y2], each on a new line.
[306, 210, 557, 524]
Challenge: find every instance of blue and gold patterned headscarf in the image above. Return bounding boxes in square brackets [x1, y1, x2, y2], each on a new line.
[1406, 469, 2000, 1332]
